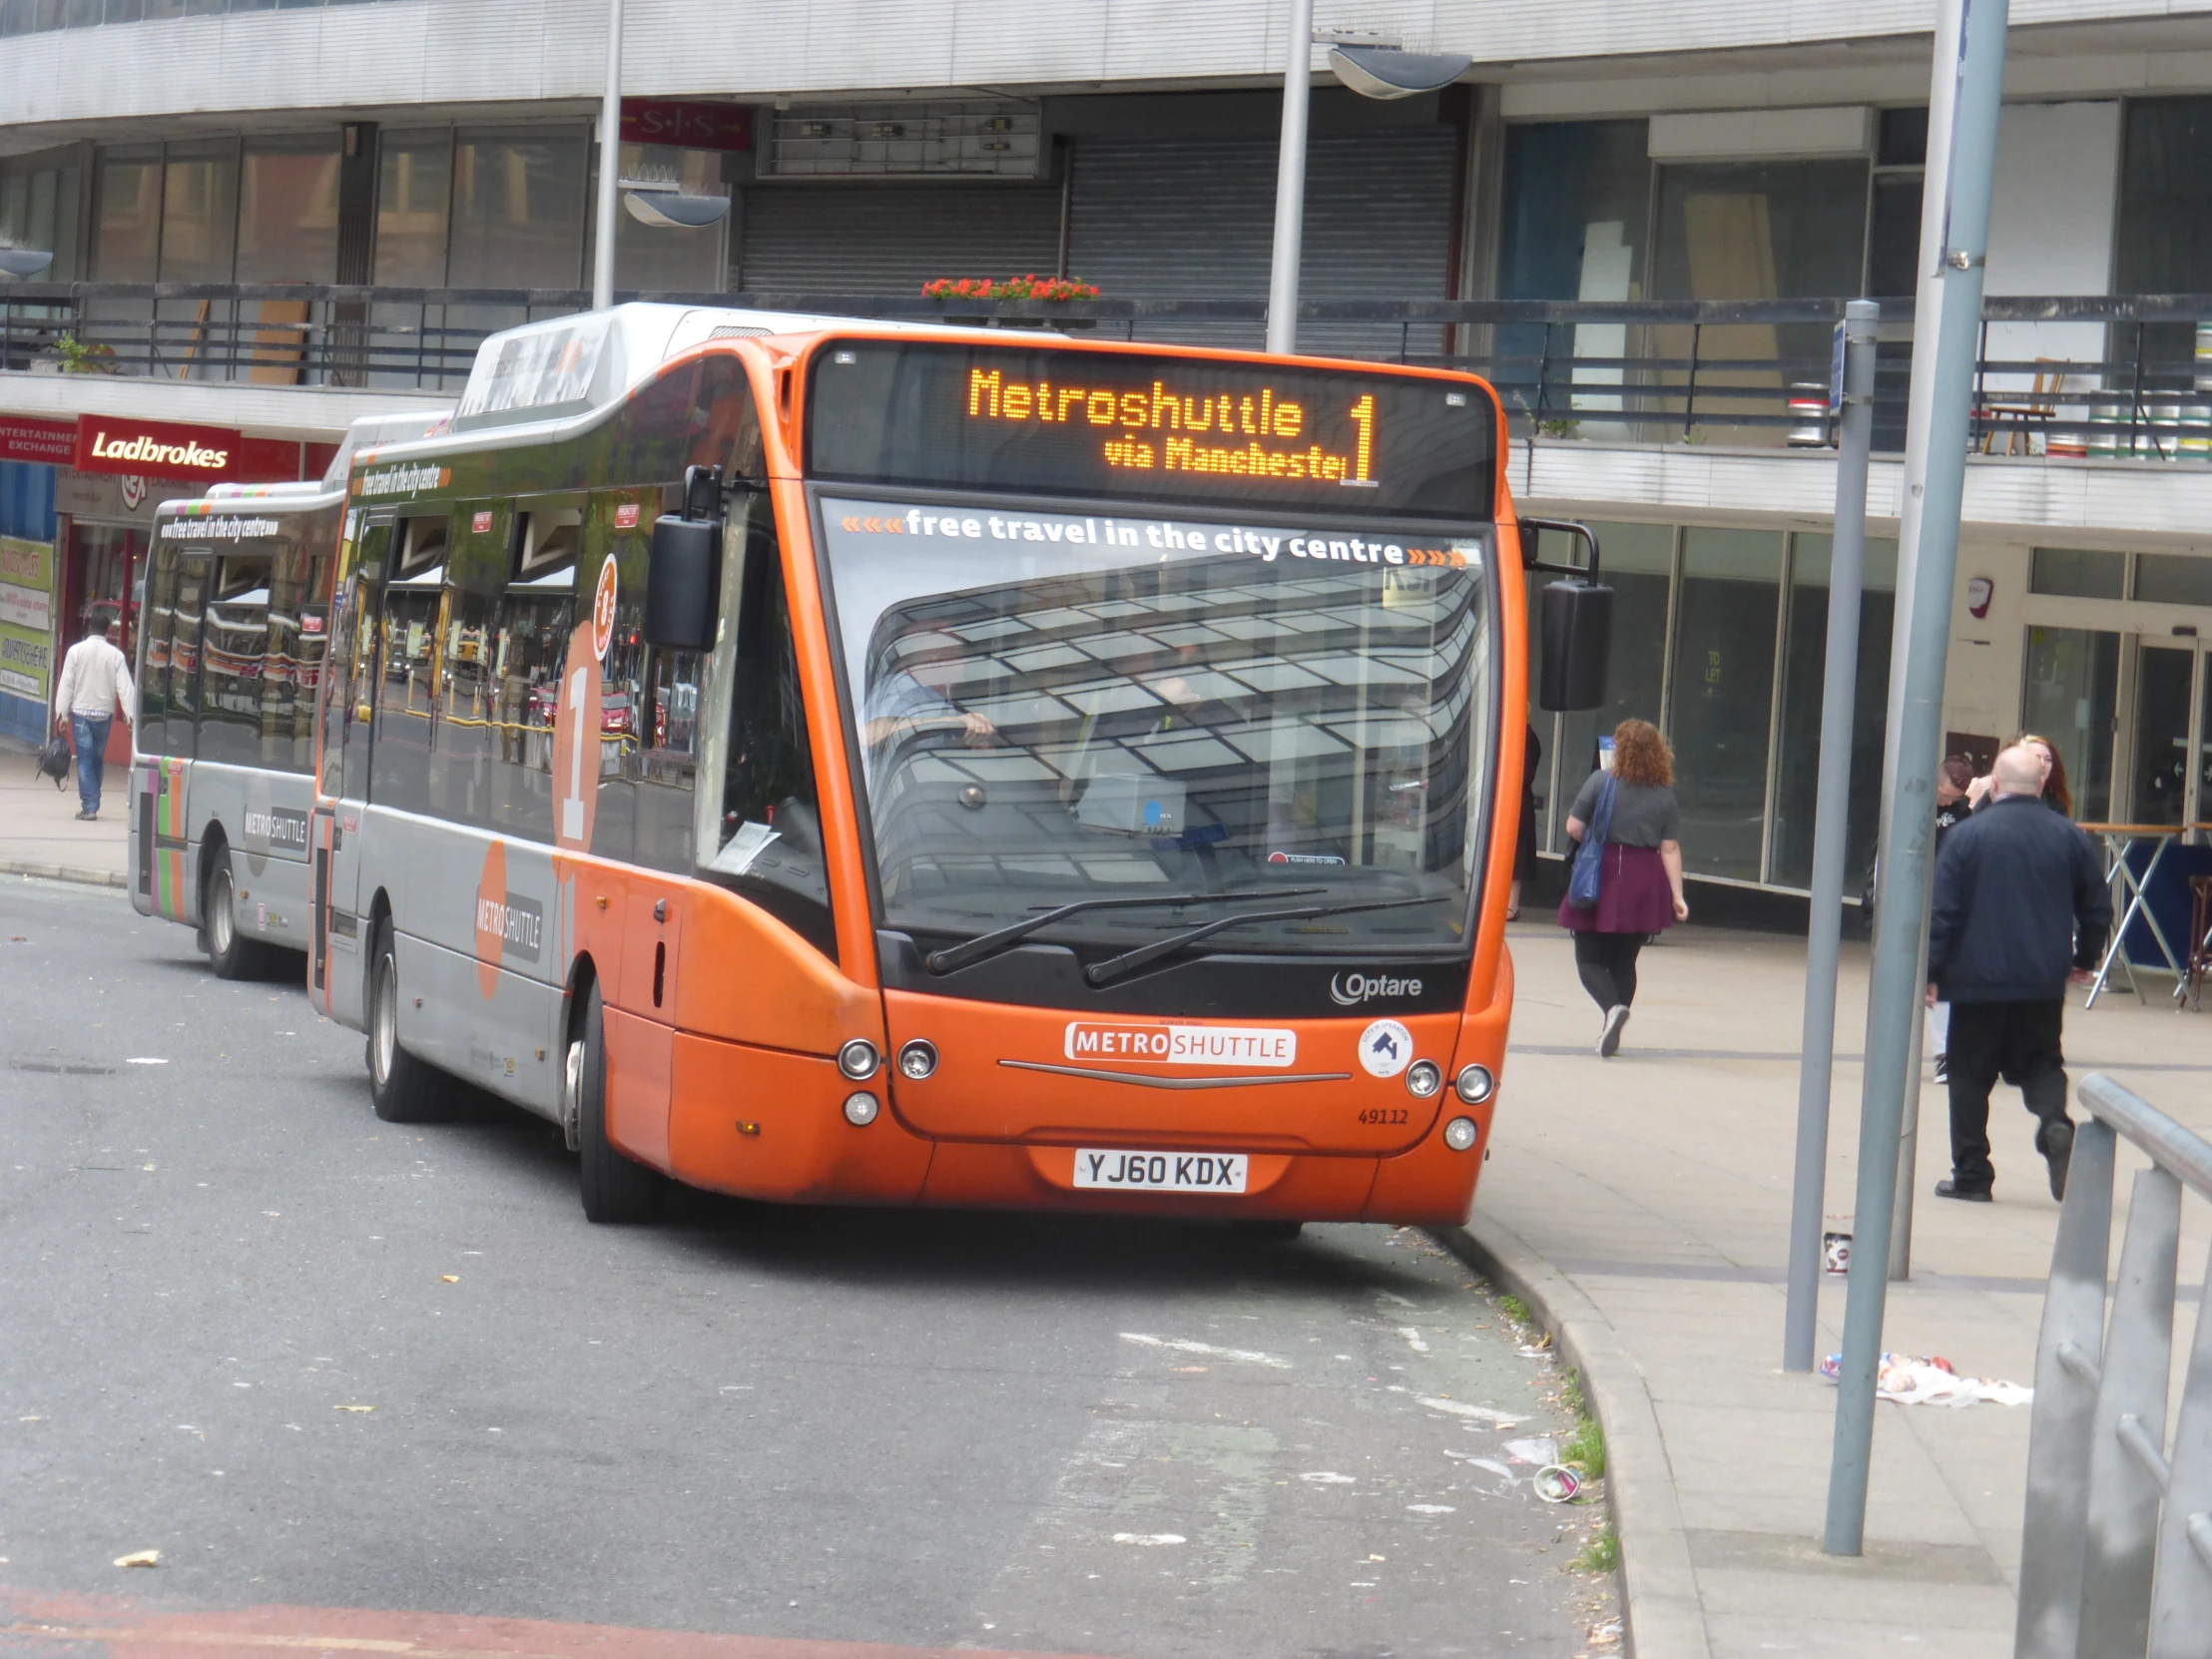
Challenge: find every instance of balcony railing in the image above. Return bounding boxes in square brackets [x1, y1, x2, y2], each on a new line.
[7, 281, 2212, 459]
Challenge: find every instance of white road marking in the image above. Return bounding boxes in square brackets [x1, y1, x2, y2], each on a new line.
[1395, 1326, 1430, 1354]
[1121, 1333, 1291, 1369]
[1416, 1395, 1520, 1423]
[1113, 1532, 1187, 1546]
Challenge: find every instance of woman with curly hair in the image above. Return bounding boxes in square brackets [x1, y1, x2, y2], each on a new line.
[1559, 718, 1691, 1057]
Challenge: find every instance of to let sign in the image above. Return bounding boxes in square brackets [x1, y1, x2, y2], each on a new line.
[620, 100, 752, 153]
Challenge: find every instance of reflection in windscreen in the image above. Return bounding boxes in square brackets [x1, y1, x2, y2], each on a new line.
[825, 499, 1493, 959]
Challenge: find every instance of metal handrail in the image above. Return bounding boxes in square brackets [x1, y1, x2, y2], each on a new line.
[10, 282, 2212, 455]
[2017, 1073, 2212, 1658]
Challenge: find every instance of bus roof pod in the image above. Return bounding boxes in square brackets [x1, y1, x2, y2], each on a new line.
[448, 301, 1065, 437]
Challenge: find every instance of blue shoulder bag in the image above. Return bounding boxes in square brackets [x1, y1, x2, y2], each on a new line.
[1566, 775, 1617, 909]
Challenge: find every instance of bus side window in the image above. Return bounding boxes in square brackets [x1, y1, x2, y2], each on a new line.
[584, 494, 654, 866]
[166, 552, 210, 761]
[431, 503, 509, 829]
[139, 540, 181, 756]
[705, 500, 834, 960]
[329, 521, 390, 803]
[369, 516, 446, 817]
[290, 537, 335, 777]
[484, 509, 577, 844]
[198, 551, 275, 768]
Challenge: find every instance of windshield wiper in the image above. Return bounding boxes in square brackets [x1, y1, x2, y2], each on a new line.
[923, 887, 1326, 976]
[1083, 893, 1440, 988]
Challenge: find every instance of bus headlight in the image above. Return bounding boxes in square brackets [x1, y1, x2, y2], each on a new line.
[837, 1039, 880, 1080]
[1443, 1116, 1480, 1152]
[1404, 1060, 1442, 1098]
[897, 1039, 938, 1080]
[842, 1092, 880, 1126]
[1454, 1064, 1495, 1104]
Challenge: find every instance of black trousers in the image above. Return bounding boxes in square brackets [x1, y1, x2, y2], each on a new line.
[1574, 930, 1644, 1012]
[1946, 998, 2069, 1191]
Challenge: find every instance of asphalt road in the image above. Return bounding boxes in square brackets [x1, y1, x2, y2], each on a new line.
[0, 873, 1610, 1658]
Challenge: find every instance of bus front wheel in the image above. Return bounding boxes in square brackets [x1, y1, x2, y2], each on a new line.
[575, 982, 665, 1225]
[366, 917, 457, 1124]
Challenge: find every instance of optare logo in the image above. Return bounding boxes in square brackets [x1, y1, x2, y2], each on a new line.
[1330, 969, 1425, 1006]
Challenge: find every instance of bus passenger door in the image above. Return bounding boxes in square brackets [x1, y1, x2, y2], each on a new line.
[316, 515, 389, 1027]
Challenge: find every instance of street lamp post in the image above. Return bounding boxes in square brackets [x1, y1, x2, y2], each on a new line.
[592, 0, 623, 310]
[1264, 0, 1317, 356]
[1264, 11, 1470, 356]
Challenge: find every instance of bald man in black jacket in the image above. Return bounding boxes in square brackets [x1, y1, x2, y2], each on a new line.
[1926, 746, 2111, 1203]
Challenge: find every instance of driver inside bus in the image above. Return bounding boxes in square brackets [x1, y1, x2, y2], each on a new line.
[859, 663, 997, 795]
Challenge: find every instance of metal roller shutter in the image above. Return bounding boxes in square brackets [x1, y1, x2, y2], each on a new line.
[735, 182, 1063, 294]
[1067, 129, 1460, 359]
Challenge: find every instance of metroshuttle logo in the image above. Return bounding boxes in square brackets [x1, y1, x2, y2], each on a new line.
[1062, 1021, 1297, 1067]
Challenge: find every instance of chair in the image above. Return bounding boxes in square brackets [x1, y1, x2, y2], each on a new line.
[1974, 359, 2063, 456]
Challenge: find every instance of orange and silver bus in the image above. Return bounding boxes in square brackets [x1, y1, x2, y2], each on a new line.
[310, 302, 1606, 1226]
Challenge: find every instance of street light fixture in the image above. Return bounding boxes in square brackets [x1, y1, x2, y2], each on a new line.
[1265, 13, 1473, 353]
[620, 183, 733, 230]
[0, 249, 56, 278]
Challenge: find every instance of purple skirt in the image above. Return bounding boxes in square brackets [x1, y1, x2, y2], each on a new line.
[1557, 843, 1676, 935]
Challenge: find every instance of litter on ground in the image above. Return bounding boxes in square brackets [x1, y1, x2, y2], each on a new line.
[1819, 1352, 2032, 1406]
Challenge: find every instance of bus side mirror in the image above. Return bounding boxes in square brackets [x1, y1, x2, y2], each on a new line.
[645, 516, 720, 651]
[1521, 515, 1612, 713]
[1539, 580, 1613, 712]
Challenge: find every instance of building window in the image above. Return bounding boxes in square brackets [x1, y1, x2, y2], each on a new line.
[1649, 159, 1869, 443]
[1668, 527, 1785, 880]
[2030, 546, 2127, 600]
[1497, 121, 1650, 426]
[373, 129, 453, 284]
[448, 128, 587, 289]
[237, 133, 340, 283]
[0, 148, 81, 282]
[157, 139, 239, 282]
[91, 144, 162, 281]
[2134, 552, 2212, 608]
[1771, 534, 1899, 890]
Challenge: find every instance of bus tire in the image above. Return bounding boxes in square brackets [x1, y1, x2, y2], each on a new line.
[576, 982, 664, 1225]
[204, 855, 275, 981]
[366, 917, 458, 1124]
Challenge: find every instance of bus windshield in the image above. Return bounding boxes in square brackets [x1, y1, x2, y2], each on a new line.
[819, 494, 1494, 961]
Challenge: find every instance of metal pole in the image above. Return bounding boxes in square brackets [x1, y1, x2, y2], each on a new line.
[1891, 914, 1931, 1281]
[1825, 0, 2009, 1556]
[1265, 0, 1315, 356]
[1783, 298, 1879, 1373]
[591, 0, 623, 310]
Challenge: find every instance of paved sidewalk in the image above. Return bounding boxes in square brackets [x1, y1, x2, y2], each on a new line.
[1465, 920, 2212, 1659]
[0, 735, 130, 885]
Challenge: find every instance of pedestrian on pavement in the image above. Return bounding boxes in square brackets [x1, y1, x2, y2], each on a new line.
[1929, 755, 1974, 1082]
[1965, 731, 2072, 818]
[51, 611, 136, 823]
[1507, 722, 1541, 921]
[1926, 744, 2111, 1203]
[1558, 717, 1690, 1058]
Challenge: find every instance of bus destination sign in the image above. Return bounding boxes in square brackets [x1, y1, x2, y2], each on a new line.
[807, 340, 1496, 519]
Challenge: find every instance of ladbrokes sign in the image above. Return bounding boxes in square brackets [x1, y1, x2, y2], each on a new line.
[73, 416, 239, 479]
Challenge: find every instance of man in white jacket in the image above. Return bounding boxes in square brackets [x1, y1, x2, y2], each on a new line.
[51, 614, 135, 822]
